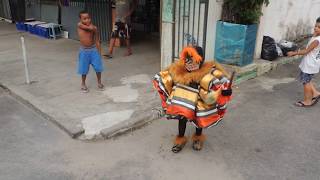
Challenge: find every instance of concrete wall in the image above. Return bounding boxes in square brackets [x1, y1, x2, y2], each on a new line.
[61, 6, 83, 40]
[161, 22, 173, 69]
[0, 0, 11, 19]
[254, 0, 320, 58]
[25, 3, 41, 20]
[25, 4, 57, 23]
[40, 4, 58, 23]
[160, 0, 174, 69]
[205, 0, 222, 60]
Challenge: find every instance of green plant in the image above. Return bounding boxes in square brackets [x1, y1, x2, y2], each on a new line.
[221, 0, 269, 25]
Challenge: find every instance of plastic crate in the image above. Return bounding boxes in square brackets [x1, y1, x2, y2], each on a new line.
[25, 21, 46, 35]
[36, 24, 50, 38]
[15, 22, 27, 31]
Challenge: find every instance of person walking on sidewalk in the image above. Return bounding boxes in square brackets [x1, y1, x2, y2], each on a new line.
[288, 17, 320, 107]
[104, 0, 138, 59]
[77, 10, 105, 93]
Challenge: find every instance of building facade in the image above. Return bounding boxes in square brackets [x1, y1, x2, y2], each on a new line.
[160, 0, 320, 69]
[1, 0, 319, 70]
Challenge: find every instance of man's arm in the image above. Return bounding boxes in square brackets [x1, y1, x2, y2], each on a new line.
[78, 22, 97, 32]
[94, 27, 101, 55]
[288, 40, 319, 56]
[125, 0, 138, 18]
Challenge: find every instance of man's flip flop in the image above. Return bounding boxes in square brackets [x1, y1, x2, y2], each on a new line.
[81, 87, 89, 93]
[294, 100, 317, 107]
[312, 95, 320, 101]
[124, 52, 132, 57]
[98, 84, 105, 91]
[103, 54, 113, 59]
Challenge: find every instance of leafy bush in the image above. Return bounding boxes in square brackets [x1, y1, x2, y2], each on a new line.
[221, 0, 269, 25]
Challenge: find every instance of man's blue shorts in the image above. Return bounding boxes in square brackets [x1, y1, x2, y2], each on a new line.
[299, 71, 314, 85]
[78, 46, 104, 75]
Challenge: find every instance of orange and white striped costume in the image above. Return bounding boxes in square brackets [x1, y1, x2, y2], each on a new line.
[153, 47, 232, 128]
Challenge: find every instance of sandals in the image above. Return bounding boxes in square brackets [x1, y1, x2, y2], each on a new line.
[98, 84, 105, 91]
[103, 54, 113, 59]
[172, 136, 187, 153]
[81, 84, 105, 93]
[192, 134, 206, 151]
[294, 94, 320, 107]
[81, 86, 89, 93]
[294, 100, 318, 107]
[313, 95, 320, 101]
[124, 51, 132, 57]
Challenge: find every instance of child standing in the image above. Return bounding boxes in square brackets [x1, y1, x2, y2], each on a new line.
[77, 10, 104, 93]
[288, 17, 320, 107]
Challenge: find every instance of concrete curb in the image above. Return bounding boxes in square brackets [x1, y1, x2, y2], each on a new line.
[0, 17, 13, 23]
[100, 108, 161, 139]
[0, 83, 85, 139]
[224, 56, 302, 85]
[0, 56, 302, 141]
[0, 81, 161, 141]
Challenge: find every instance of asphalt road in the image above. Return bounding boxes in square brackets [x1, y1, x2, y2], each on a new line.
[1, 62, 320, 180]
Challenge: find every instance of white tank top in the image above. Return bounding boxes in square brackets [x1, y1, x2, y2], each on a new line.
[299, 36, 320, 74]
[115, 0, 131, 23]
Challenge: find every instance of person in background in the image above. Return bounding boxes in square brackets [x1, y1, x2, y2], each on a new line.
[104, 0, 138, 59]
[288, 17, 320, 107]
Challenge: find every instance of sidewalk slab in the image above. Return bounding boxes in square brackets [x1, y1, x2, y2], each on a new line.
[0, 21, 303, 140]
[0, 21, 161, 140]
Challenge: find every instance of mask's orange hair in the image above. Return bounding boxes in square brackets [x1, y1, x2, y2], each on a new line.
[180, 46, 203, 64]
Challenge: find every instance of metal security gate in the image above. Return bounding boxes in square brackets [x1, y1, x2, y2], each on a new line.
[173, 0, 209, 58]
[25, 0, 41, 20]
[85, 0, 112, 41]
[0, 0, 11, 19]
[61, 0, 112, 41]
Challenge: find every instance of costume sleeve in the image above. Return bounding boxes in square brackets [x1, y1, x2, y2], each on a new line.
[153, 71, 173, 110]
[199, 69, 232, 116]
[199, 71, 222, 105]
[215, 72, 232, 118]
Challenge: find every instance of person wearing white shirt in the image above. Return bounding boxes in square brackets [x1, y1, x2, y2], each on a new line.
[288, 17, 320, 107]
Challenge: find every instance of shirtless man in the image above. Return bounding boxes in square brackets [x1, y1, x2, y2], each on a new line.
[77, 10, 104, 93]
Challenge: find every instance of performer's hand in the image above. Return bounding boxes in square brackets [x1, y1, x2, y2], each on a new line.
[221, 89, 232, 96]
[287, 51, 296, 57]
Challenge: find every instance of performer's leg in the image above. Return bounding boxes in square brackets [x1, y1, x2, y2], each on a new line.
[172, 118, 188, 153]
[178, 118, 187, 137]
[192, 127, 205, 151]
[195, 128, 202, 136]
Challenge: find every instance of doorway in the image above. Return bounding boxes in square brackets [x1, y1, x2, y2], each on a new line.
[109, 0, 161, 49]
[107, 0, 161, 68]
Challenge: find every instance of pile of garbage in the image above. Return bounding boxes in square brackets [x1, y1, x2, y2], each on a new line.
[261, 36, 298, 61]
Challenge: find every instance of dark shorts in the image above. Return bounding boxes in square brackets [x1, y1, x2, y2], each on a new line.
[299, 71, 314, 85]
[78, 46, 104, 75]
[111, 22, 131, 39]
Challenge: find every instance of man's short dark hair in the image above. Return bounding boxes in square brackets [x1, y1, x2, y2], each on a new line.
[79, 10, 89, 18]
[317, 17, 320, 23]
